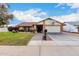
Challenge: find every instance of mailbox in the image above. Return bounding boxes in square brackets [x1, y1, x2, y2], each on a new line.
[43, 29, 47, 40]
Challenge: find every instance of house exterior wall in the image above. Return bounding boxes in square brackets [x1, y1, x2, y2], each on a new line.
[18, 26, 32, 32]
[44, 20, 60, 25]
[44, 19, 63, 33]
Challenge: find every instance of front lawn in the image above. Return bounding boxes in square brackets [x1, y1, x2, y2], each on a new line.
[0, 32, 33, 46]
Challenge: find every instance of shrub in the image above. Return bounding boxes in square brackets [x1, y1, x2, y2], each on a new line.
[8, 26, 19, 32]
[8, 26, 13, 32]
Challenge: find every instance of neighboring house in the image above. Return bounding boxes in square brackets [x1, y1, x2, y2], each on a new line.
[0, 27, 8, 32]
[64, 21, 79, 33]
[0, 28, 8, 32]
[16, 18, 64, 33]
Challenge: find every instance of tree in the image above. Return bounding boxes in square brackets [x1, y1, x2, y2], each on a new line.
[0, 3, 13, 27]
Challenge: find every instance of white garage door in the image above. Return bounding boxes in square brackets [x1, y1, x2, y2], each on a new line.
[45, 26, 60, 33]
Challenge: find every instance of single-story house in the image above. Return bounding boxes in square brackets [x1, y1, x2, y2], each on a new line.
[16, 18, 64, 33]
[35, 18, 64, 33]
[64, 21, 79, 33]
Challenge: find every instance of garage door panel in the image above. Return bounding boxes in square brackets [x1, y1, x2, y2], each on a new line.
[45, 26, 60, 33]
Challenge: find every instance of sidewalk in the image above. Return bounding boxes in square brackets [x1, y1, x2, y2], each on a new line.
[0, 46, 39, 56]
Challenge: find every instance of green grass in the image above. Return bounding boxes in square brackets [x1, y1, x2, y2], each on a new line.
[0, 32, 33, 46]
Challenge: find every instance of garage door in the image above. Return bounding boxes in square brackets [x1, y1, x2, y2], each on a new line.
[45, 26, 60, 33]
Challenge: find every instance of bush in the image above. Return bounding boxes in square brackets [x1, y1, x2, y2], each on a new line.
[8, 26, 19, 32]
[12, 30, 17, 33]
[8, 26, 13, 32]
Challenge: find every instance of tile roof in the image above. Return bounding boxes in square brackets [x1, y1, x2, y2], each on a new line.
[16, 22, 36, 27]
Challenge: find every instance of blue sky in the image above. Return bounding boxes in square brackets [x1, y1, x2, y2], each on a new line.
[8, 3, 79, 25]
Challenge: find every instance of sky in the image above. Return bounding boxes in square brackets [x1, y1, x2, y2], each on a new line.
[7, 3, 79, 25]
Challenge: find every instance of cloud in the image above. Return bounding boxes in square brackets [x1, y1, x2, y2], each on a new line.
[12, 9, 48, 22]
[13, 8, 79, 23]
[55, 3, 79, 14]
[52, 13, 79, 22]
[67, 3, 79, 9]
[55, 3, 65, 7]
[56, 3, 79, 9]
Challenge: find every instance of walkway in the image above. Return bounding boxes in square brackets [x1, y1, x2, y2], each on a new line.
[28, 33, 43, 45]
[28, 33, 51, 45]
[30, 33, 43, 41]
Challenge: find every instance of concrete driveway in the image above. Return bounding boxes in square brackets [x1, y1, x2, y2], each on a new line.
[48, 32, 79, 41]
[48, 32, 79, 46]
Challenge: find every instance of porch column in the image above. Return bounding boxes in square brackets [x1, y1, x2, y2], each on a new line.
[60, 24, 63, 32]
[34, 25, 37, 33]
[43, 20, 45, 32]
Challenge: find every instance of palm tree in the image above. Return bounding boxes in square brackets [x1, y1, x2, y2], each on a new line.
[0, 3, 13, 27]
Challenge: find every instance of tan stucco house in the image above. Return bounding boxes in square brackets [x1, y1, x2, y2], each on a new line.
[35, 18, 63, 33]
[16, 18, 64, 33]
